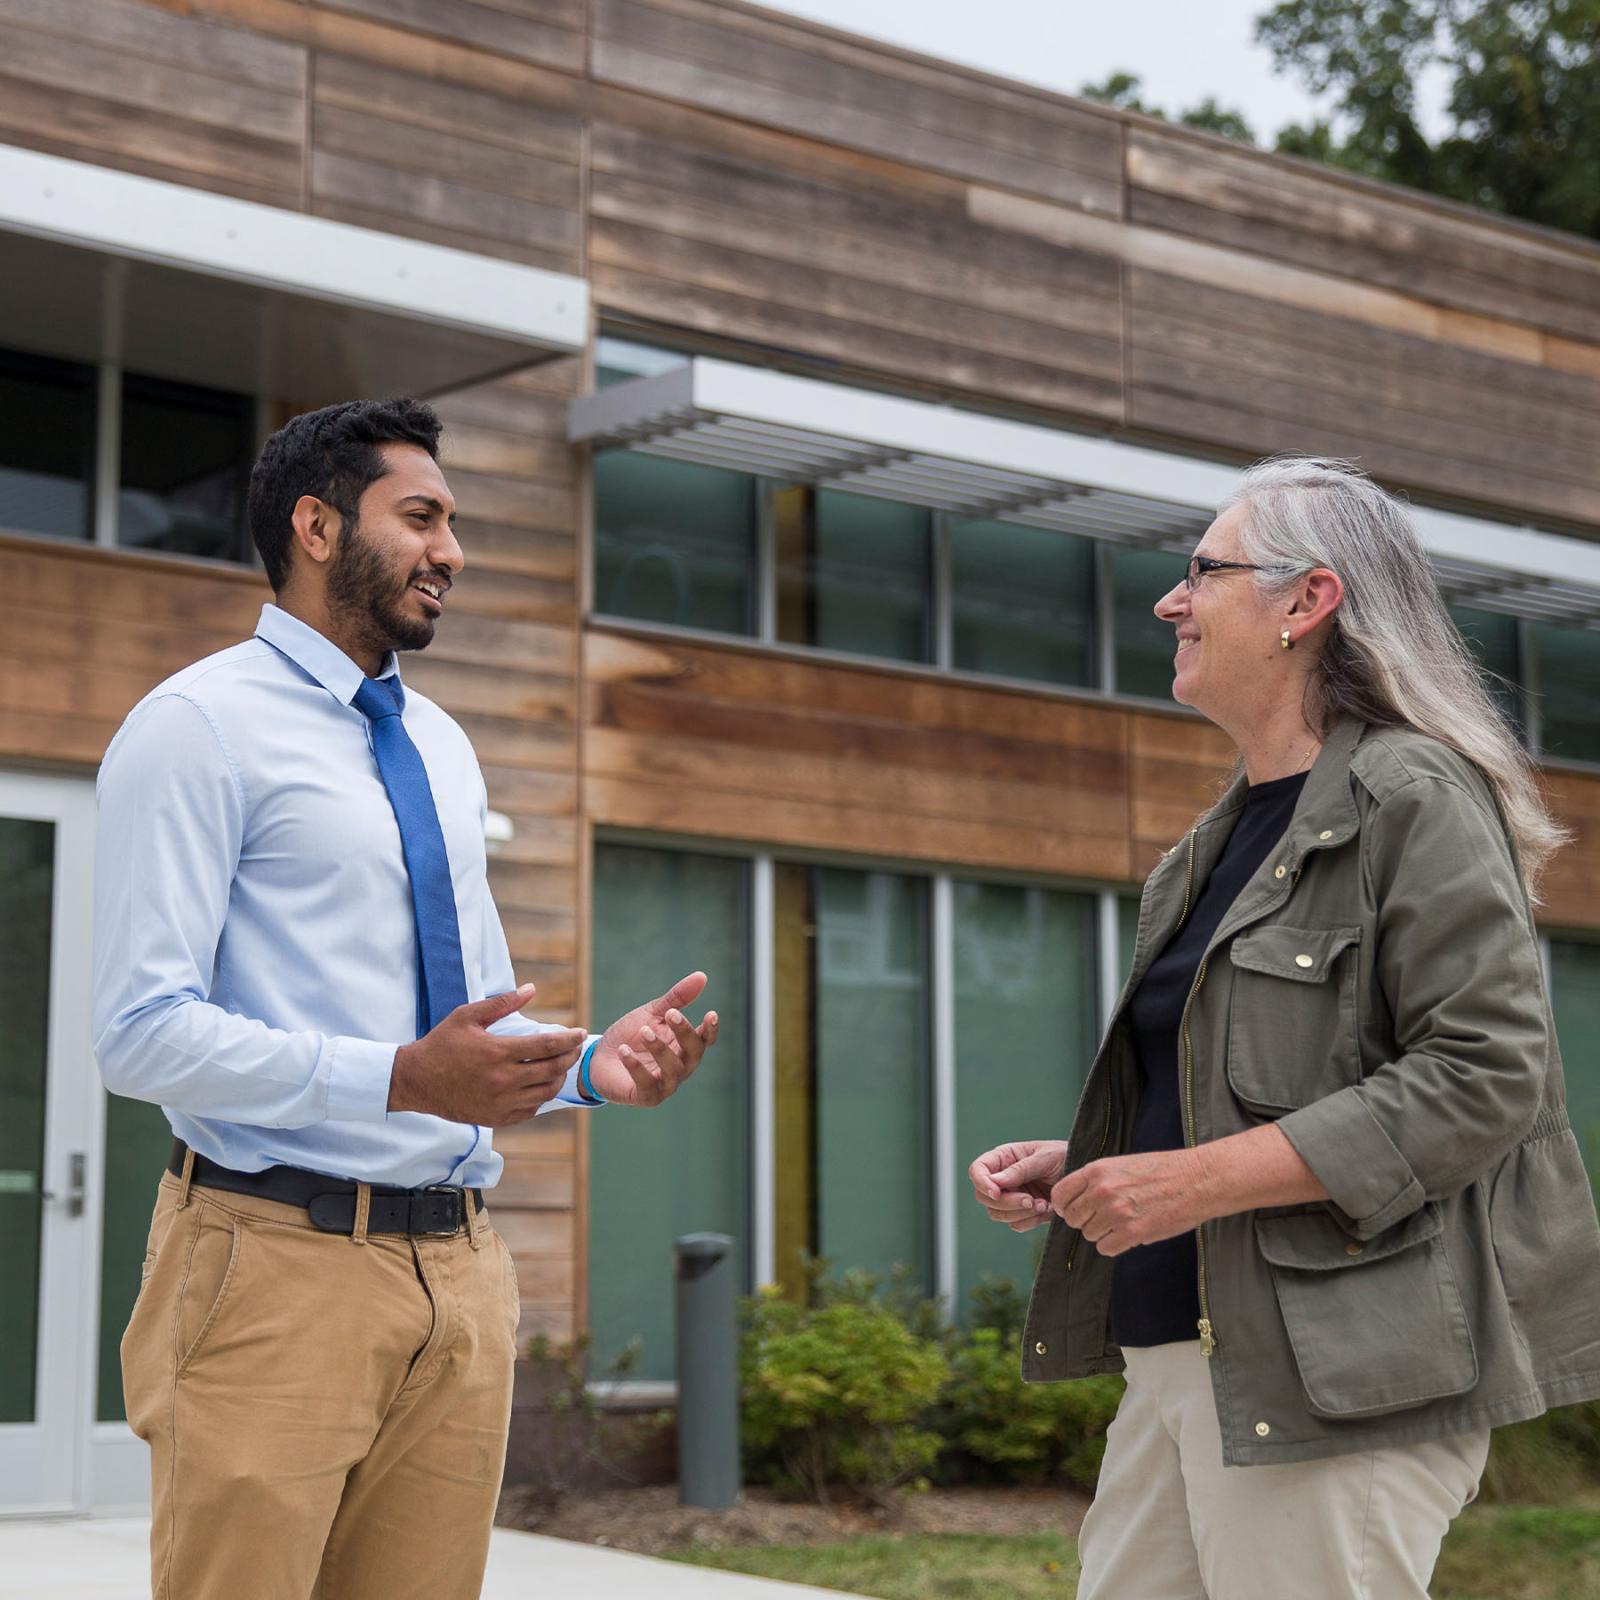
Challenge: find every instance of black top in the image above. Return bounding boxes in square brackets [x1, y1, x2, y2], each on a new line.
[1110, 769, 1309, 1349]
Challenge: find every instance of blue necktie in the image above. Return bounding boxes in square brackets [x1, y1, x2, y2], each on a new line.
[354, 675, 469, 1039]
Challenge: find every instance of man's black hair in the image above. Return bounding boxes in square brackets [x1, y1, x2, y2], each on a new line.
[248, 398, 442, 591]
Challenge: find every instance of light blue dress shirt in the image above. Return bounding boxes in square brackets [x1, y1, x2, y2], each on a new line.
[92, 603, 596, 1189]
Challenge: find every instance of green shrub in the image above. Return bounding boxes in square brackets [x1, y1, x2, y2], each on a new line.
[1480, 1403, 1600, 1504]
[934, 1324, 1123, 1491]
[740, 1284, 950, 1503]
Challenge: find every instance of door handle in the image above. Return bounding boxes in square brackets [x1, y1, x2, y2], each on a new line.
[42, 1153, 86, 1217]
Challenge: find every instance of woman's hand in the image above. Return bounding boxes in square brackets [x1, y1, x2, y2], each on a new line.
[1051, 1148, 1211, 1256]
[968, 1140, 1069, 1233]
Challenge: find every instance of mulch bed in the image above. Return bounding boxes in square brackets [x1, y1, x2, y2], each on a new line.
[497, 1483, 1092, 1559]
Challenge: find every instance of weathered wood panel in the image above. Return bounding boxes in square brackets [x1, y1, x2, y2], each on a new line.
[591, 0, 1123, 214]
[1127, 127, 1600, 347]
[0, 0, 305, 203]
[582, 628, 1134, 880]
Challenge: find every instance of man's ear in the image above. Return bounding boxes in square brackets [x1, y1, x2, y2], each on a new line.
[289, 494, 339, 571]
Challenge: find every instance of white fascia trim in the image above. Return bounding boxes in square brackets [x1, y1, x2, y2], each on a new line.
[0, 144, 588, 352]
[570, 358, 1600, 594]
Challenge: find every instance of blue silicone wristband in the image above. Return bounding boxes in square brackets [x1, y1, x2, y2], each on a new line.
[576, 1038, 605, 1105]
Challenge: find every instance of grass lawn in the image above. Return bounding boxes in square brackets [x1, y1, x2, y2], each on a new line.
[671, 1502, 1600, 1598]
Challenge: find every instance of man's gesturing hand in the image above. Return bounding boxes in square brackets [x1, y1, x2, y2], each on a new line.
[1050, 1147, 1211, 1256]
[388, 984, 587, 1127]
[588, 971, 719, 1107]
[968, 1139, 1069, 1233]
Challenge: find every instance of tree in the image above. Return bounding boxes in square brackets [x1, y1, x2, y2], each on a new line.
[1256, 0, 1600, 238]
[1078, 73, 1259, 145]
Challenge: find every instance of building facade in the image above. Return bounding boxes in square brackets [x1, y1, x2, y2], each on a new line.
[2, 0, 1598, 1510]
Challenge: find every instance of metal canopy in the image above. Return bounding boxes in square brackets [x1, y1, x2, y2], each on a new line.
[571, 359, 1600, 630]
[0, 144, 588, 403]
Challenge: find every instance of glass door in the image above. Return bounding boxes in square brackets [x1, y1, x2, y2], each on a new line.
[0, 769, 97, 1514]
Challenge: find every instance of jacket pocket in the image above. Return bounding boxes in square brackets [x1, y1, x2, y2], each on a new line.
[1255, 1205, 1478, 1418]
[1226, 924, 1362, 1113]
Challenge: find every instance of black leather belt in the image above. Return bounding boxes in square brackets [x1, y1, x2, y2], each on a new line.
[168, 1140, 482, 1236]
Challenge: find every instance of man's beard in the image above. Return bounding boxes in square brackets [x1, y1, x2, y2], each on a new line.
[326, 517, 436, 655]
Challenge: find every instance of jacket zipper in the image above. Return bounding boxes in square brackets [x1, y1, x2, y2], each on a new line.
[1175, 828, 1217, 1357]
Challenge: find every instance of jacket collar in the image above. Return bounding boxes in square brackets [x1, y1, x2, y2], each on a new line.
[255, 603, 401, 708]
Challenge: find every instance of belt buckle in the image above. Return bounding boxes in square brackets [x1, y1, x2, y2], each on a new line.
[412, 1186, 465, 1236]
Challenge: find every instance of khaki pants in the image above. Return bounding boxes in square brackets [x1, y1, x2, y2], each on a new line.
[122, 1169, 521, 1600]
[1077, 1341, 1490, 1600]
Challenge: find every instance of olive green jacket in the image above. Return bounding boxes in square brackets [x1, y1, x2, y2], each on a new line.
[1022, 715, 1600, 1466]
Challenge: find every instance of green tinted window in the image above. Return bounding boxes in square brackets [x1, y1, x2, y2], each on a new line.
[1113, 546, 1181, 701]
[953, 882, 1097, 1315]
[1532, 622, 1600, 765]
[777, 489, 932, 663]
[594, 449, 756, 636]
[1449, 605, 1523, 734]
[1550, 939, 1600, 1192]
[951, 520, 1097, 687]
[588, 845, 751, 1380]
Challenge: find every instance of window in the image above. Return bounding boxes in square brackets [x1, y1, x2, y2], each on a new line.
[0, 344, 256, 566]
[1550, 938, 1600, 1192]
[775, 488, 933, 664]
[773, 866, 932, 1294]
[587, 845, 752, 1381]
[118, 374, 253, 561]
[0, 348, 95, 542]
[1112, 545, 1181, 701]
[951, 519, 1097, 687]
[1531, 623, 1600, 766]
[593, 450, 757, 636]
[953, 881, 1098, 1312]
[1450, 605, 1524, 733]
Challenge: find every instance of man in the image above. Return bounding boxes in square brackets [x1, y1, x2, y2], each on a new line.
[92, 397, 718, 1599]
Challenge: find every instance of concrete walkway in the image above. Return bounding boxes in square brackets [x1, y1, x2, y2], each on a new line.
[0, 1516, 866, 1599]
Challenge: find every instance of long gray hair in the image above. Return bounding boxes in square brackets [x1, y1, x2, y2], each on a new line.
[1221, 455, 1569, 900]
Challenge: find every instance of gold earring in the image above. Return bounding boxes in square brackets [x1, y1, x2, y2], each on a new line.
[1281, 630, 1294, 650]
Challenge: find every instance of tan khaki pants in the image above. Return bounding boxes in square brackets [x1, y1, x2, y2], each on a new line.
[1077, 1341, 1490, 1600]
[122, 1170, 521, 1600]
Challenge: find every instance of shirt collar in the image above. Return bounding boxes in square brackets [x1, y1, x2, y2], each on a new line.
[254, 603, 400, 707]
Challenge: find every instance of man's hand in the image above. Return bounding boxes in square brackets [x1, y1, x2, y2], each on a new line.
[389, 984, 586, 1127]
[968, 1139, 1069, 1233]
[1050, 1148, 1211, 1256]
[588, 971, 719, 1107]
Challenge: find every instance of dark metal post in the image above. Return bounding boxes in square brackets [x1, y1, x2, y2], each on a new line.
[674, 1232, 739, 1508]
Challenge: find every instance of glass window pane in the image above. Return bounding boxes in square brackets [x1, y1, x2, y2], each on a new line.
[0, 348, 94, 542]
[954, 882, 1098, 1315]
[1450, 605, 1523, 734]
[776, 488, 932, 663]
[1533, 623, 1600, 765]
[588, 845, 750, 1381]
[97, 1094, 174, 1421]
[0, 818, 54, 1423]
[1550, 939, 1600, 1195]
[951, 519, 1097, 687]
[118, 374, 252, 561]
[593, 449, 756, 636]
[596, 337, 691, 390]
[814, 869, 932, 1284]
[1113, 546, 1182, 700]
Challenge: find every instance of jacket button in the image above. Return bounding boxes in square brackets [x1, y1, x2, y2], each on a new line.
[1295, 954, 1314, 968]
[1274, 865, 1287, 879]
[1034, 1341, 1048, 1355]
[1255, 1421, 1271, 1437]
[1319, 830, 1334, 840]
[1345, 1242, 1364, 1256]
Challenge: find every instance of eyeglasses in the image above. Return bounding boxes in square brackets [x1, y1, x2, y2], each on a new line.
[1184, 555, 1287, 590]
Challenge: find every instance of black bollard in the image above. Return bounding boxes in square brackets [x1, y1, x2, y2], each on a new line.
[674, 1232, 739, 1509]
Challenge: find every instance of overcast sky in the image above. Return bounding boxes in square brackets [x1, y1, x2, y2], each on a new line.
[760, 0, 1452, 145]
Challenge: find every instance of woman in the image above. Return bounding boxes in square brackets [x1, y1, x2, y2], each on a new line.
[969, 456, 1600, 1599]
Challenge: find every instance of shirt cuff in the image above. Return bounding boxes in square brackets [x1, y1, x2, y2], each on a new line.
[325, 1037, 399, 1124]
[540, 1035, 604, 1112]
[1276, 1088, 1425, 1240]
